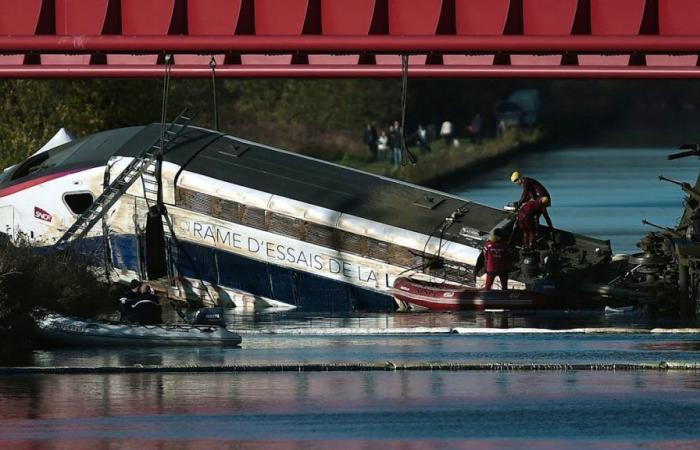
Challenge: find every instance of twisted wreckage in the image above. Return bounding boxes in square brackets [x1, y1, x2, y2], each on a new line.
[0, 116, 695, 313]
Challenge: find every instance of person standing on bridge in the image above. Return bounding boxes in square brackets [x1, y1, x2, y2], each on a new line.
[516, 196, 554, 249]
[511, 171, 551, 208]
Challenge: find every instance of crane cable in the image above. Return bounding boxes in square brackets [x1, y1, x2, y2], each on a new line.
[157, 54, 173, 206]
[400, 54, 417, 166]
[157, 54, 216, 305]
[159, 55, 172, 157]
[210, 56, 220, 131]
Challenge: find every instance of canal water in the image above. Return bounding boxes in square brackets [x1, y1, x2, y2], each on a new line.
[1, 371, 699, 447]
[453, 147, 699, 254]
[1, 147, 700, 448]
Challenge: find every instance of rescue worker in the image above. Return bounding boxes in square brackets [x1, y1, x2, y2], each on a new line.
[119, 279, 161, 325]
[482, 230, 511, 291]
[516, 196, 554, 249]
[119, 279, 142, 321]
[134, 283, 162, 325]
[511, 171, 551, 208]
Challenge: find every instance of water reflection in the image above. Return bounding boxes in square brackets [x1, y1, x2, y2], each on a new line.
[220, 309, 700, 331]
[636, 341, 700, 352]
[1, 371, 698, 445]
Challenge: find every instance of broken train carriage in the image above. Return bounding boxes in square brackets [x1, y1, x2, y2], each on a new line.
[0, 120, 615, 311]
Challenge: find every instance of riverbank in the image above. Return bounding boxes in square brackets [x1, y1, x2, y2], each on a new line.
[0, 240, 117, 330]
[338, 129, 543, 188]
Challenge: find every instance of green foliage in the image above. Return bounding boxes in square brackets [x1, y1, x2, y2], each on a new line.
[217, 79, 400, 130]
[0, 238, 118, 328]
[3, 78, 700, 171]
[0, 79, 161, 168]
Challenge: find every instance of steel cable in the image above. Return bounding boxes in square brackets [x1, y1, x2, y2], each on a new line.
[400, 54, 417, 166]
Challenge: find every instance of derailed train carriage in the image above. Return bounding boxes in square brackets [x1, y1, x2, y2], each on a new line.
[0, 121, 622, 311]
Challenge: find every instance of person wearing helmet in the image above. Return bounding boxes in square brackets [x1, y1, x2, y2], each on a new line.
[511, 171, 551, 208]
[481, 229, 511, 291]
[516, 196, 553, 249]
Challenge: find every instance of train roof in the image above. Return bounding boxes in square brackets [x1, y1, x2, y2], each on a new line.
[0, 124, 591, 247]
[157, 125, 507, 239]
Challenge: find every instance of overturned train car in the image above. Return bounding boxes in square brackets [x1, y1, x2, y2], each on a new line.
[0, 124, 615, 311]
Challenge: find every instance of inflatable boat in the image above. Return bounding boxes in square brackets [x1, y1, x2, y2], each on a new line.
[392, 277, 551, 311]
[34, 312, 242, 347]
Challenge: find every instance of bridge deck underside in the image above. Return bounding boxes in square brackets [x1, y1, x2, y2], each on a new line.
[4, 0, 700, 78]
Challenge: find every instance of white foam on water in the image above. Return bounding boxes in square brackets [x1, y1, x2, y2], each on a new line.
[238, 327, 455, 335]
[650, 328, 700, 334]
[237, 327, 700, 336]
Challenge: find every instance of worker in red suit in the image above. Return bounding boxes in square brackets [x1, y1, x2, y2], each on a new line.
[482, 230, 512, 291]
[516, 196, 554, 249]
[511, 171, 551, 208]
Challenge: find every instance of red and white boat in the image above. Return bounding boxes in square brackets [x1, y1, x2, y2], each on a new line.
[392, 277, 551, 311]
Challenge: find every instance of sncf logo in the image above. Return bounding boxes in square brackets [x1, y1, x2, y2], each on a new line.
[34, 207, 52, 222]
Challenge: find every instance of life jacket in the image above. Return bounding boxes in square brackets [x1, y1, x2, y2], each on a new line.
[484, 239, 511, 273]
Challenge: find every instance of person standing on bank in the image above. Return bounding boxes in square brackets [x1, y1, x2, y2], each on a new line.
[363, 123, 378, 161]
[511, 171, 551, 208]
[516, 196, 553, 249]
[482, 230, 512, 291]
[440, 120, 453, 146]
[416, 124, 431, 153]
[391, 121, 403, 167]
[377, 130, 389, 161]
[467, 113, 483, 144]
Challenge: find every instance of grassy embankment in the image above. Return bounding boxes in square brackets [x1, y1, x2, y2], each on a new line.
[337, 128, 543, 187]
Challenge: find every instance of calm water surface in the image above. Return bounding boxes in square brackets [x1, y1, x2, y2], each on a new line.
[453, 147, 699, 253]
[1, 371, 699, 448]
[12, 333, 700, 367]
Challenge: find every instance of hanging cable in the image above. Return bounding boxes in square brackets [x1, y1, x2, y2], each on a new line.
[400, 54, 417, 166]
[160, 54, 173, 156]
[156, 58, 217, 304]
[209, 56, 220, 131]
[157, 54, 173, 207]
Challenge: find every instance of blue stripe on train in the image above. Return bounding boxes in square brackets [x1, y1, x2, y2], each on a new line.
[108, 234, 395, 312]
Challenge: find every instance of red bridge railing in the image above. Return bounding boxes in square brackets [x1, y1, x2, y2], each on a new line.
[3, 0, 700, 78]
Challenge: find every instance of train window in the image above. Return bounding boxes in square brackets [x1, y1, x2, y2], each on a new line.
[63, 192, 94, 215]
[8, 138, 89, 183]
[10, 153, 50, 181]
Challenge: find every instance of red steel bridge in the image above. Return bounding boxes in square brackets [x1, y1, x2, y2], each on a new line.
[3, 0, 700, 78]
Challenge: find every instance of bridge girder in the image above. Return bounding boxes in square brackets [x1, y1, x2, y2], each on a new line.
[3, 0, 700, 79]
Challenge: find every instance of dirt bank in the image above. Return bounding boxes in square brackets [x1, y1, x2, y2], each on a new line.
[341, 129, 543, 189]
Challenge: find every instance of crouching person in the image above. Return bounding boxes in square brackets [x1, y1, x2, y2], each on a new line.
[516, 196, 553, 249]
[120, 279, 162, 325]
[482, 230, 512, 291]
